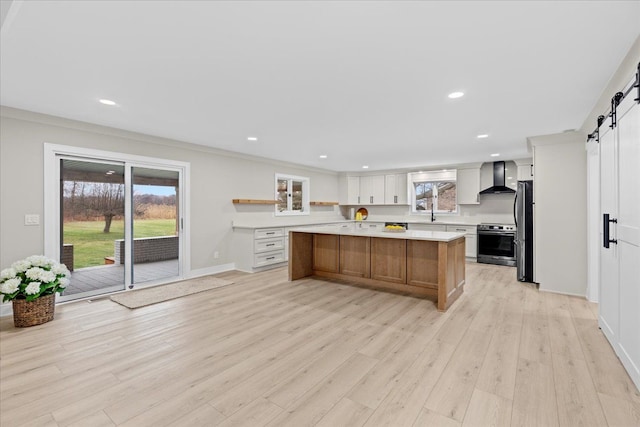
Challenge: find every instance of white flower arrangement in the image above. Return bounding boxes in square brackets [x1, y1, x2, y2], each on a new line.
[0, 255, 70, 302]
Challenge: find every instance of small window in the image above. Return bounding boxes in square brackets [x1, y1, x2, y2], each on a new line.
[409, 170, 457, 214]
[275, 173, 310, 216]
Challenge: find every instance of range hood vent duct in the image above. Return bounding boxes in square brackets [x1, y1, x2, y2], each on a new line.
[479, 161, 516, 195]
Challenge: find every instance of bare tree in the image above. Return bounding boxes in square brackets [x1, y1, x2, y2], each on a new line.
[89, 183, 125, 233]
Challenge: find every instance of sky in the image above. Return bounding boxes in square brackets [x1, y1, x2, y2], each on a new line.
[134, 185, 175, 196]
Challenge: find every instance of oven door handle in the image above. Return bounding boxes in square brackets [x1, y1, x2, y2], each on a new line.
[478, 231, 516, 236]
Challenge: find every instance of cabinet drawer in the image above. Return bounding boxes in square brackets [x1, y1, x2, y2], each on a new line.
[254, 250, 285, 267]
[254, 228, 284, 239]
[255, 237, 285, 253]
[446, 225, 476, 235]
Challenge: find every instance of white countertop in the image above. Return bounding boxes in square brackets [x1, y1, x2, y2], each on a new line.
[232, 218, 480, 229]
[289, 224, 466, 242]
[232, 218, 352, 229]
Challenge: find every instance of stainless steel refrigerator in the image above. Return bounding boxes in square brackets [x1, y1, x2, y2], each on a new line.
[514, 180, 534, 282]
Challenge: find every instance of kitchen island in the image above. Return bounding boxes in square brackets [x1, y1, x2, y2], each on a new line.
[288, 225, 466, 311]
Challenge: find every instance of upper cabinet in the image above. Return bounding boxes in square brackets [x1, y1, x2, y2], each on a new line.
[346, 176, 361, 204]
[341, 174, 404, 205]
[359, 175, 385, 205]
[516, 159, 534, 181]
[456, 167, 481, 204]
[384, 173, 408, 205]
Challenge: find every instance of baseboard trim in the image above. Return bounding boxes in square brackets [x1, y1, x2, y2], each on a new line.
[1, 303, 12, 318]
[538, 287, 587, 299]
[187, 263, 236, 279]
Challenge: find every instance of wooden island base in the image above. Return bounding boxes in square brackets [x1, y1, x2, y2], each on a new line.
[288, 229, 466, 311]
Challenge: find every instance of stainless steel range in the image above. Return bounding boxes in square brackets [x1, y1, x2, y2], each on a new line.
[477, 223, 517, 267]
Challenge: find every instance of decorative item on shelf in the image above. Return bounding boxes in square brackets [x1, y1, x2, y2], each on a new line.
[0, 255, 70, 328]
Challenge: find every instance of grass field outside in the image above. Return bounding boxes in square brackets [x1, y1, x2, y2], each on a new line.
[64, 219, 177, 269]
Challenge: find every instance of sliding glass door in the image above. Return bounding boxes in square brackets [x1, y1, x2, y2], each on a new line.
[60, 159, 127, 299]
[131, 166, 180, 285]
[53, 152, 185, 302]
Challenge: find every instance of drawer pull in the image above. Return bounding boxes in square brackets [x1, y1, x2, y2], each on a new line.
[266, 232, 275, 235]
[266, 256, 275, 260]
[266, 243, 275, 247]
[456, 228, 466, 231]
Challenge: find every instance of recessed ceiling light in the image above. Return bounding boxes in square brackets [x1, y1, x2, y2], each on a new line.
[448, 91, 464, 99]
[490, 153, 500, 157]
[319, 155, 327, 159]
[362, 165, 369, 169]
[477, 134, 489, 139]
[99, 99, 117, 106]
[247, 137, 258, 141]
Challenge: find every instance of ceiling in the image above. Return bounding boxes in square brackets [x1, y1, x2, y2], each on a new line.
[1, 1, 639, 172]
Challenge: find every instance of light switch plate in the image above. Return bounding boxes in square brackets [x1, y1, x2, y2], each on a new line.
[25, 214, 40, 225]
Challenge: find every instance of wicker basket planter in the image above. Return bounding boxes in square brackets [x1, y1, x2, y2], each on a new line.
[12, 293, 55, 328]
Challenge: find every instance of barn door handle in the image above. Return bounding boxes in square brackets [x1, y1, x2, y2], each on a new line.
[603, 213, 618, 248]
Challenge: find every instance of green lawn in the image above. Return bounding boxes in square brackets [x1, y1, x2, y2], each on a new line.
[63, 219, 177, 269]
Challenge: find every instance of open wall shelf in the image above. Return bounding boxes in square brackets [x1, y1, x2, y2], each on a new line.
[232, 199, 279, 205]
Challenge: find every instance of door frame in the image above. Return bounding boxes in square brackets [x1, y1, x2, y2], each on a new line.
[44, 143, 191, 295]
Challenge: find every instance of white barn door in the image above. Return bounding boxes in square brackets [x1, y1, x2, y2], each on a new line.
[598, 117, 619, 342]
[615, 94, 640, 389]
[598, 90, 640, 391]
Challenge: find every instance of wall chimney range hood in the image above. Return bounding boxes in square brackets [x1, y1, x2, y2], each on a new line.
[479, 161, 516, 194]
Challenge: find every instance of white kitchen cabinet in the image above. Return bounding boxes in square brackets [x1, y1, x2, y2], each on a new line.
[446, 224, 477, 258]
[516, 160, 534, 181]
[359, 175, 385, 205]
[384, 173, 408, 205]
[456, 167, 481, 204]
[346, 176, 360, 204]
[253, 228, 285, 268]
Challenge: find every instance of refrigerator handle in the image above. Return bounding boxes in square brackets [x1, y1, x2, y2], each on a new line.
[513, 192, 518, 228]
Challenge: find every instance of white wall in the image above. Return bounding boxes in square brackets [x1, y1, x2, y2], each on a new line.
[586, 140, 600, 302]
[0, 107, 340, 273]
[580, 35, 640, 135]
[530, 131, 587, 296]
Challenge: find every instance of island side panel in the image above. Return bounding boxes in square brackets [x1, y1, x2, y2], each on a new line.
[455, 237, 466, 288]
[313, 234, 340, 273]
[371, 237, 407, 284]
[339, 235, 371, 278]
[437, 237, 466, 311]
[289, 232, 314, 280]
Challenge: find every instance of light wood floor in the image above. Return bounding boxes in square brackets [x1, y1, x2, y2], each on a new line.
[1, 263, 639, 426]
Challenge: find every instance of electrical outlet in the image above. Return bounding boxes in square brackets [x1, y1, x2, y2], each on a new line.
[214, 251, 219, 259]
[25, 214, 40, 226]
